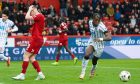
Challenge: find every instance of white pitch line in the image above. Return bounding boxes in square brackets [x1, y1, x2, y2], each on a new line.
[1, 66, 139, 70]
[41, 66, 140, 70]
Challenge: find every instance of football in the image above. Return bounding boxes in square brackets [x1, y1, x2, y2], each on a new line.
[119, 70, 131, 82]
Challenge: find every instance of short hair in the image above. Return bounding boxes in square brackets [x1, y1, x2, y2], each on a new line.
[32, 5, 37, 8]
[93, 13, 101, 20]
[32, 5, 39, 10]
[2, 9, 9, 16]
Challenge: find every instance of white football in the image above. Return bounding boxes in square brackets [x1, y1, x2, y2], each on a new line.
[119, 70, 131, 82]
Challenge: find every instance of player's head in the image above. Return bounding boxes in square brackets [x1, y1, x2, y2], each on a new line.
[32, 5, 38, 11]
[30, 5, 39, 16]
[60, 22, 67, 29]
[2, 9, 9, 21]
[92, 13, 101, 27]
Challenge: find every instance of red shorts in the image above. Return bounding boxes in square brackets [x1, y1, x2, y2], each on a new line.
[26, 39, 43, 54]
[58, 35, 68, 46]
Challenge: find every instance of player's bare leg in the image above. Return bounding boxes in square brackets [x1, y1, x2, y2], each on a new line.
[90, 56, 99, 78]
[0, 54, 11, 67]
[64, 46, 78, 64]
[0, 48, 11, 67]
[6, 57, 10, 67]
[79, 45, 94, 79]
[52, 46, 62, 65]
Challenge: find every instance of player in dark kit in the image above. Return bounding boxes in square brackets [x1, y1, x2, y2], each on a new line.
[12, 5, 45, 80]
[52, 21, 78, 65]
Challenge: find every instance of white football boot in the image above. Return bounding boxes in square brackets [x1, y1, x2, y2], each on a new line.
[35, 73, 45, 80]
[79, 72, 85, 80]
[12, 73, 25, 80]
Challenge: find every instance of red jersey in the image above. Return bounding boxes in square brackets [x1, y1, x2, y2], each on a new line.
[58, 22, 68, 46]
[32, 14, 45, 40]
[59, 22, 68, 36]
[26, 13, 45, 54]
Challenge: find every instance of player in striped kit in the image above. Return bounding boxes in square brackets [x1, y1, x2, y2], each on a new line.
[0, 9, 18, 66]
[79, 13, 112, 79]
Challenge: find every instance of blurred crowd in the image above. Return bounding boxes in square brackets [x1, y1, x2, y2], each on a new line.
[0, 0, 140, 36]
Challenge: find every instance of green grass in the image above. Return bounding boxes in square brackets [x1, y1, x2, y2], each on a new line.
[0, 59, 140, 84]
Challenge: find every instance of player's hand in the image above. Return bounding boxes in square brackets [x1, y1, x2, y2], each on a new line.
[42, 37, 47, 46]
[29, 5, 34, 11]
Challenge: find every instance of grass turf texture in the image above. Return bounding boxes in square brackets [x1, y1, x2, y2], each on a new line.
[0, 59, 139, 84]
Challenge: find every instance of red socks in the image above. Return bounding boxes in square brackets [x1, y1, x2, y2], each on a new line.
[32, 61, 41, 72]
[56, 54, 60, 62]
[21, 61, 29, 74]
[71, 54, 75, 59]
[21, 61, 41, 74]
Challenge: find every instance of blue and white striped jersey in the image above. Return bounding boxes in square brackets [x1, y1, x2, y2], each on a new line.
[0, 18, 16, 38]
[88, 19, 108, 49]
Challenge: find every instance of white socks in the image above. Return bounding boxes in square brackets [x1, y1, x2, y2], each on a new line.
[20, 73, 25, 76]
[38, 72, 43, 75]
[81, 58, 89, 74]
[0, 54, 8, 61]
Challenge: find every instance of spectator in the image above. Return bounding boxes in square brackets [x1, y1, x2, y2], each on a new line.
[46, 14, 54, 27]
[124, 1, 131, 18]
[67, 4, 74, 17]
[114, 10, 121, 21]
[2, 0, 9, 10]
[76, 5, 84, 20]
[130, 15, 137, 28]
[68, 20, 78, 35]
[21, 21, 30, 34]
[1, 0, 140, 35]
[17, 10, 25, 23]
[106, 4, 114, 19]
[92, 0, 100, 10]
[133, 27, 140, 34]
[47, 5, 56, 17]
[18, 0, 25, 11]
[69, 10, 77, 21]
[53, 15, 60, 27]
[0, 1, 2, 13]
[41, 7, 47, 17]
[59, 0, 68, 17]
[71, 0, 78, 9]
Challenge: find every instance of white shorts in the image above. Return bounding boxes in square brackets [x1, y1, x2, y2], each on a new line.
[87, 38, 104, 57]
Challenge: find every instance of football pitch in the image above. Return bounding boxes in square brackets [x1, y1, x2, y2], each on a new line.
[0, 59, 140, 84]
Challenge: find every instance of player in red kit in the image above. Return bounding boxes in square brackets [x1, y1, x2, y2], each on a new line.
[52, 20, 78, 65]
[12, 5, 45, 80]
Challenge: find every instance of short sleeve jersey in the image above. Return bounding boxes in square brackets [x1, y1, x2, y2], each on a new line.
[32, 13, 45, 40]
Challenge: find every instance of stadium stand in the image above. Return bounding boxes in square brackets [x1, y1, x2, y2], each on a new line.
[0, 0, 139, 36]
